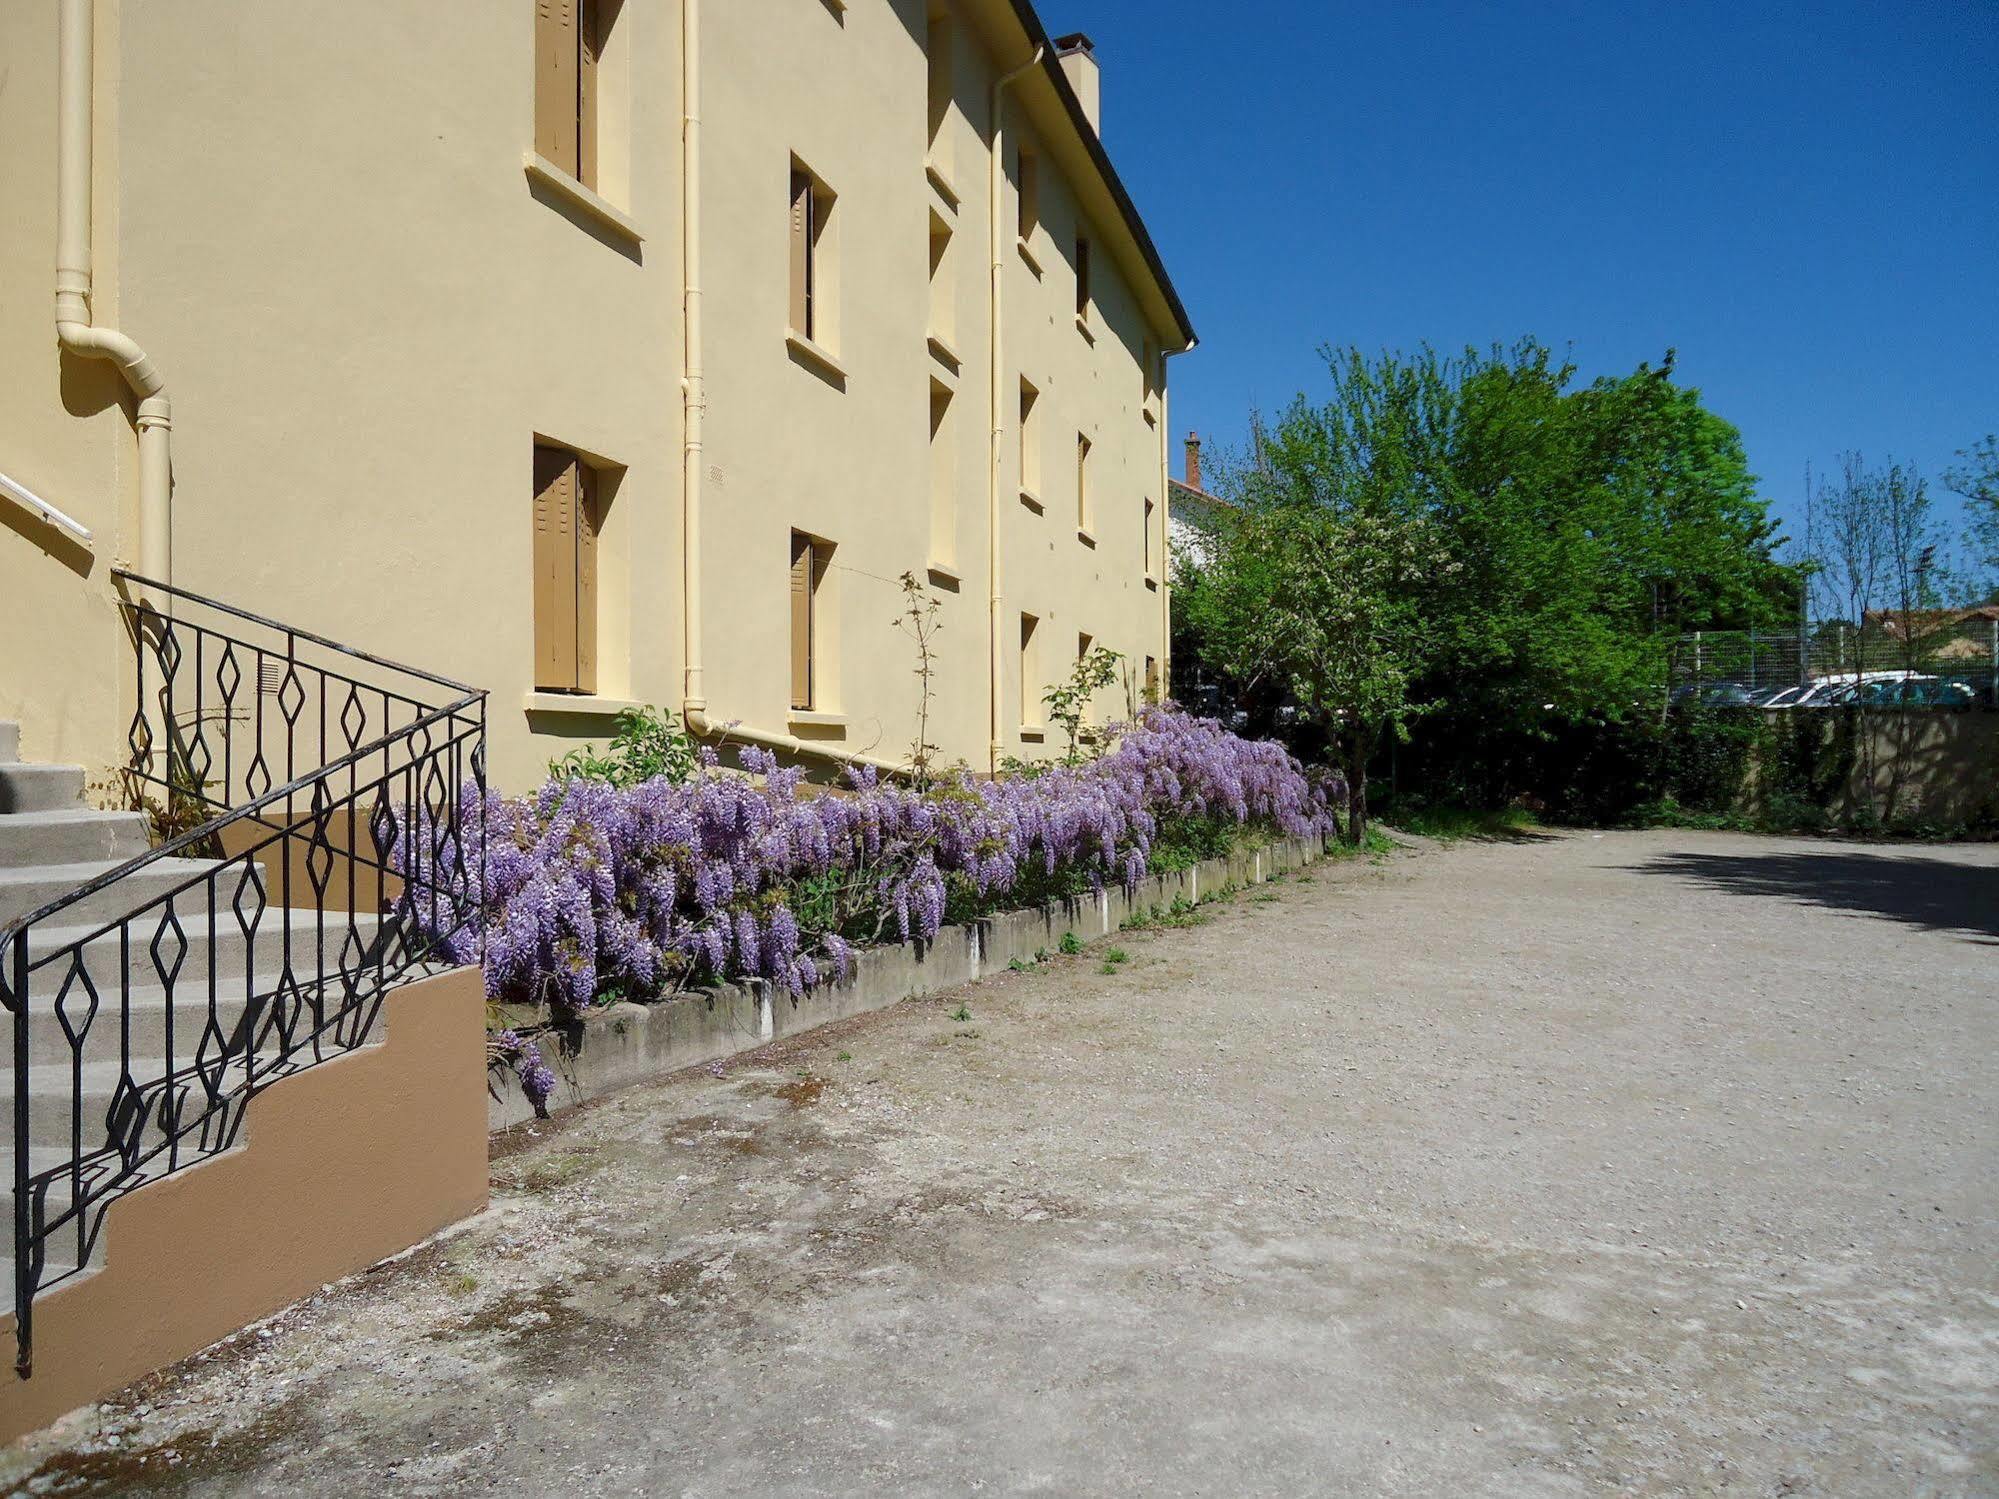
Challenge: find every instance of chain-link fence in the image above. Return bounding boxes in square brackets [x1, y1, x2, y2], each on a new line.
[1673, 614, 1999, 708]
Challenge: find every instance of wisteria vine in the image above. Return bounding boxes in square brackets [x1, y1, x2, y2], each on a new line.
[408, 709, 1341, 1109]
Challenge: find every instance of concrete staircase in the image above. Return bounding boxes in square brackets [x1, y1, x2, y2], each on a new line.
[0, 721, 383, 1291]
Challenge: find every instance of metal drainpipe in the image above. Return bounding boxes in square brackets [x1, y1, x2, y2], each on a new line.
[55, 0, 171, 586]
[1159, 339, 1196, 700]
[987, 45, 1043, 775]
[674, 0, 902, 782]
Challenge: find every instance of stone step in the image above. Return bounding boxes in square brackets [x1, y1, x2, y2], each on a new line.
[0, 856, 244, 931]
[15, 973, 376, 1067]
[0, 763, 87, 815]
[0, 723, 18, 763]
[21, 909, 387, 996]
[0, 809, 151, 869]
[1, 1047, 301, 1147]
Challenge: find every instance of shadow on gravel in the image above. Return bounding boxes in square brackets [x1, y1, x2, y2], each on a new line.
[1629, 848, 1999, 943]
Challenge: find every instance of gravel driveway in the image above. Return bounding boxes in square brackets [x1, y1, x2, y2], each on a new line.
[6, 829, 1996, 1496]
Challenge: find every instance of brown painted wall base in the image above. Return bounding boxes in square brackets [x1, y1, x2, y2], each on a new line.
[0, 966, 489, 1443]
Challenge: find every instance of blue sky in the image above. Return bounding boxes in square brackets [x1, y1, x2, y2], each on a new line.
[1069, 0, 1999, 544]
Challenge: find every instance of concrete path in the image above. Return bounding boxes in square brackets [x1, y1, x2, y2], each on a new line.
[6, 830, 1996, 1496]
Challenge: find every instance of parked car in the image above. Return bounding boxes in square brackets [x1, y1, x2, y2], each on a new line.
[1670, 681, 1756, 707]
[1751, 684, 1810, 708]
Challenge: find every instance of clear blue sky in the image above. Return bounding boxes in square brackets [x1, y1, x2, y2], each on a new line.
[1070, 0, 1999, 545]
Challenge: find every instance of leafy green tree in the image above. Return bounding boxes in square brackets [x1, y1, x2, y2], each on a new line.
[1176, 341, 1795, 812]
[1945, 434, 1998, 589]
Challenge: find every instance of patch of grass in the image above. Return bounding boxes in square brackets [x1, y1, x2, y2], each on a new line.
[1251, 890, 1281, 903]
[949, 1004, 972, 1022]
[1058, 931, 1082, 956]
[1007, 957, 1032, 972]
[1104, 947, 1129, 964]
[1387, 806, 1539, 843]
[446, 1272, 480, 1296]
[1097, 960, 1121, 974]
[836, 1050, 853, 1062]
[1033, 946, 1049, 963]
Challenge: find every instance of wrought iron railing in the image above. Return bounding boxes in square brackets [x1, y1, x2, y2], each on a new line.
[1, 571, 485, 1376]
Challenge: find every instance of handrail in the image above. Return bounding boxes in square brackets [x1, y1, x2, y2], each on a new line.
[7, 582, 487, 1378]
[0, 692, 478, 970]
[112, 569, 479, 698]
[0, 471, 94, 548]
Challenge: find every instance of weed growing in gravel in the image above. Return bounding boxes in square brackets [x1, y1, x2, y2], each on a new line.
[1033, 946, 1049, 962]
[1007, 958, 1031, 972]
[1104, 947, 1129, 964]
[1097, 961, 1121, 974]
[1058, 932, 1083, 956]
[949, 1004, 972, 1022]
[836, 1051, 853, 1062]
[1251, 891, 1281, 904]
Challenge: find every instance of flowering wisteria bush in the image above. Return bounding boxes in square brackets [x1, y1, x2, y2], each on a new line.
[410, 708, 1340, 1026]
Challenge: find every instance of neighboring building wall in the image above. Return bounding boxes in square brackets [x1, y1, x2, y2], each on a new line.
[1, 0, 1185, 791]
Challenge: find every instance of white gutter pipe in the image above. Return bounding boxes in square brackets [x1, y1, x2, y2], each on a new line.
[1158, 337, 1197, 696]
[673, 0, 898, 783]
[680, 0, 709, 734]
[56, 0, 171, 584]
[986, 45, 1043, 775]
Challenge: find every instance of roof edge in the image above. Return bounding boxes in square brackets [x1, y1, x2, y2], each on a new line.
[1003, 0, 1196, 349]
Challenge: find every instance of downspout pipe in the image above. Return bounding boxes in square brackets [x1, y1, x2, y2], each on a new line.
[1158, 336, 1198, 699]
[56, 0, 171, 584]
[673, 0, 895, 782]
[987, 45, 1043, 776]
[680, 0, 708, 734]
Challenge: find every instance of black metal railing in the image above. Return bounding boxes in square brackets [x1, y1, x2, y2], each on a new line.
[1, 571, 485, 1376]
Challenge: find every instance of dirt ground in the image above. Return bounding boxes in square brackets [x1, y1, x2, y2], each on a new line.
[5, 829, 1996, 1497]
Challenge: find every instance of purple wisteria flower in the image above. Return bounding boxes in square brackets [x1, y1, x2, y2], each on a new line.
[400, 708, 1339, 1022]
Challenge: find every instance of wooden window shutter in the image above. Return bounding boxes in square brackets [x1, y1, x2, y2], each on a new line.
[534, 0, 580, 176]
[1076, 238, 1091, 316]
[574, 462, 599, 694]
[789, 170, 814, 337]
[1144, 496, 1155, 573]
[790, 532, 815, 710]
[577, 0, 599, 189]
[533, 445, 580, 691]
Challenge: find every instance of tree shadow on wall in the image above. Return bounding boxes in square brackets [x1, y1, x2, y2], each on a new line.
[1628, 848, 1999, 945]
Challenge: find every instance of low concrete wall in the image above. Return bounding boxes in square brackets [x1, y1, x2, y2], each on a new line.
[491, 834, 1331, 1130]
[0, 966, 489, 1443]
[1736, 711, 1999, 829]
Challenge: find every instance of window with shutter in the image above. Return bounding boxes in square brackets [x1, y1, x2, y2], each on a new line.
[1019, 614, 1039, 729]
[1017, 150, 1039, 241]
[790, 169, 816, 338]
[1076, 433, 1092, 531]
[1075, 237, 1091, 318]
[1144, 496, 1156, 576]
[533, 0, 601, 188]
[790, 531, 816, 711]
[533, 444, 599, 692]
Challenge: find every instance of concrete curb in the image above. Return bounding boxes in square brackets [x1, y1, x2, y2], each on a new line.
[490, 832, 1333, 1131]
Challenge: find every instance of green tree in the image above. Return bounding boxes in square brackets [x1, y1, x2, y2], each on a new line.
[1177, 341, 1794, 812]
[1945, 434, 1998, 589]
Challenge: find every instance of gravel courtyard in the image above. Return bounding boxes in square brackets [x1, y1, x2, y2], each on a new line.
[6, 829, 1996, 1496]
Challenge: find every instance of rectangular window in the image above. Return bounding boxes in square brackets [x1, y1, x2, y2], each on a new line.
[1019, 378, 1041, 503]
[1075, 237, 1091, 318]
[928, 210, 955, 349]
[1144, 496, 1156, 576]
[789, 531, 827, 711]
[789, 161, 836, 343]
[929, 378, 955, 568]
[1017, 148, 1039, 242]
[1019, 613, 1039, 730]
[533, 444, 599, 693]
[1076, 432, 1092, 532]
[926, 8, 953, 179]
[534, 0, 601, 187]
[1144, 656, 1160, 704]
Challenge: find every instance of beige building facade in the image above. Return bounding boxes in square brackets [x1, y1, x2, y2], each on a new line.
[1, 0, 1194, 792]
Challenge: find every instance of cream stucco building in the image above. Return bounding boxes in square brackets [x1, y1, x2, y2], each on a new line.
[0, 0, 1194, 791]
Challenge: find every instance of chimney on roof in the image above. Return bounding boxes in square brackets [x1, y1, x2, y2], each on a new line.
[1054, 33, 1100, 135]
[1184, 432, 1202, 492]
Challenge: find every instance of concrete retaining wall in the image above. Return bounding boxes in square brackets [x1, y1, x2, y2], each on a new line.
[491, 834, 1331, 1130]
